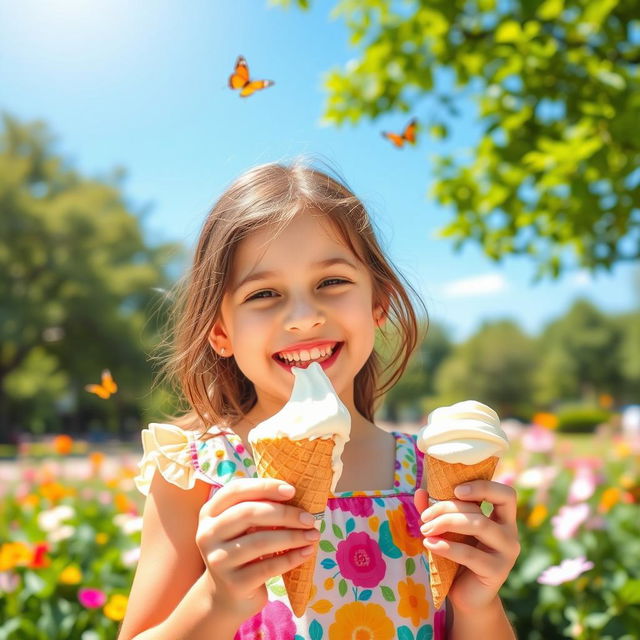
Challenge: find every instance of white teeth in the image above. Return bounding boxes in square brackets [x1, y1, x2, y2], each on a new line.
[277, 344, 336, 363]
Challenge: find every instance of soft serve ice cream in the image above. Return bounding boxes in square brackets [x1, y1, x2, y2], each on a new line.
[248, 361, 351, 491]
[417, 400, 509, 464]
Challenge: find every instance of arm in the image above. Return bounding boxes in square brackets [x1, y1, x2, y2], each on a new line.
[448, 596, 516, 640]
[414, 481, 520, 638]
[118, 473, 319, 640]
[117, 471, 245, 639]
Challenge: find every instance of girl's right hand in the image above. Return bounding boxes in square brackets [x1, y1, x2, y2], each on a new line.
[195, 478, 320, 620]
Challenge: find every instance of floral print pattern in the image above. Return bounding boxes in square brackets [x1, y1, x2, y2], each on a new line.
[138, 425, 447, 639]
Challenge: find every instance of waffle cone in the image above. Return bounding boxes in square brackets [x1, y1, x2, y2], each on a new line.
[425, 455, 499, 609]
[251, 436, 335, 617]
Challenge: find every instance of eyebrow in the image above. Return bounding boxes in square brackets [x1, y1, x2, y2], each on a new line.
[233, 257, 358, 293]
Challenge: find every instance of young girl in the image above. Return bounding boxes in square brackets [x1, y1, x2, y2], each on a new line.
[118, 161, 520, 640]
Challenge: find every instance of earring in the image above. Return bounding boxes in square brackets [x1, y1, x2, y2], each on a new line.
[220, 348, 226, 356]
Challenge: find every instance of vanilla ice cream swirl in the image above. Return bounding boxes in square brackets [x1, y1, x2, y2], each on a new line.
[248, 362, 351, 491]
[417, 400, 509, 464]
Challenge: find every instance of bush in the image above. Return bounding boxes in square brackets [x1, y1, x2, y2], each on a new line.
[556, 406, 611, 433]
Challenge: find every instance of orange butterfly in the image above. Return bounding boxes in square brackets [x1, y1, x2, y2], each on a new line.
[381, 118, 418, 148]
[85, 369, 118, 399]
[228, 56, 274, 98]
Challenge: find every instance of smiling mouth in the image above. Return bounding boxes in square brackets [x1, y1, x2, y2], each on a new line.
[273, 342, 342, 368]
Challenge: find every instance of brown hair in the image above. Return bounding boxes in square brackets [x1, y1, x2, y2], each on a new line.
[155, 159, 426, 433]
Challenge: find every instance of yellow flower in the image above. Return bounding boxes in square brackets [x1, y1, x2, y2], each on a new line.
[368, 516, 380, 532]
[95, 533, 108, 545]
[387, 506, 424, 556]
[104, 594, 128, 621]
[329, 602, 395, 640]
[19, 494, 40, 508]
[324, 577, 334, 590]
[59, 565, 82, 584]
[527, 504, 548, 528]
[0, 542, 32, 571]
[397, 577, 430, 626]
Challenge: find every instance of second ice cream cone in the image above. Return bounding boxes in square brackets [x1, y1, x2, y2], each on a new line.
[426, 455, 499, 609]
[252, 436, 335, 617]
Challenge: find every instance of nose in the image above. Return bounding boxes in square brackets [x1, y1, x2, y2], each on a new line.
[284, 296, 325, 332]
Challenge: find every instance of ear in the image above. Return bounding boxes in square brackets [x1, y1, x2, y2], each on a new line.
[208, 320, 232, 357]
[373, 302, 388, 327]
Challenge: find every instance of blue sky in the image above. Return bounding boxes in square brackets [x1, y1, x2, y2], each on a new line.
[1, 0, 637, 341]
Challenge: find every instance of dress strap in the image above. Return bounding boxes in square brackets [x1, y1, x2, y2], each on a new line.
[391, 431, 424, 492]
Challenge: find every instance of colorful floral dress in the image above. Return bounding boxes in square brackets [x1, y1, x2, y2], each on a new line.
[135, 423, 448, 640]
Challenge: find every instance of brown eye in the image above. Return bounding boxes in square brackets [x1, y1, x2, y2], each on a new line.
[246, 290, 277, 301]
[320, 278, 350, 288]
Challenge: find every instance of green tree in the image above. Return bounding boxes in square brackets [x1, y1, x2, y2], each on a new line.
[534, 298, 622, 406]
[381, 321, 452, 420]
[613, 310, 640, 404]
[434, 319, 537, 417]
[0, 114, 182, 439]
[276, 0, 640, 278]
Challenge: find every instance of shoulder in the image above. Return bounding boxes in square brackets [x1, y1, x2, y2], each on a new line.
[134, 422, 255, 496]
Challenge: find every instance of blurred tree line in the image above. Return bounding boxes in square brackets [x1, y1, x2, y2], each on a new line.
[0, 115, 183, 443]
[1, 114, 638, 441]
[380, 296, 640, 423]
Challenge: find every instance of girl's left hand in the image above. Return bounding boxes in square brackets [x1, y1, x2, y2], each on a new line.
[414, 480, 520, 613]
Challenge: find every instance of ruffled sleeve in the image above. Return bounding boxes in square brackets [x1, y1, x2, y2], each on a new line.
[134, 422, 257, 496]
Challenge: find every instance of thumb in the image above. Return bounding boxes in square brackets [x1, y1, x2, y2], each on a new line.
[414, 488, 429, 516]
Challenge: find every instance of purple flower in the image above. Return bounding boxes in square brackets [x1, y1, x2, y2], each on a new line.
[78, 588, 107, 608]
[537, 556, 595, 586]
[551, 503, 590, 540]
[336, 531, 386, 588]
[398, 496, 422, 539]
[328, 497, 374, 518]
[234, 600, 295, 640]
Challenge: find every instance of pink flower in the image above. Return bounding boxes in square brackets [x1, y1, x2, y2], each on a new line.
[537, 556, 594, 586]
[551, 503, 590, 540]
[522, 426, 555, 453]
[328, 497, 374, 518]
[336, 531, 386, 588]
[234, 600, 295, 640]
[568, 466, 598, 503]
[78, 588, 107, 608]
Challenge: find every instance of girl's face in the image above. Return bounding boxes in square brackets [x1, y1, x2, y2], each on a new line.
[210, 211, 384, 419]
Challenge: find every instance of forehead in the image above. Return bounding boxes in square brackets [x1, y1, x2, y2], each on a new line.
[231, 211, 359, 278]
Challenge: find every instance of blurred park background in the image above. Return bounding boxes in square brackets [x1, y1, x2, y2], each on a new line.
[1, 1, 639, 638]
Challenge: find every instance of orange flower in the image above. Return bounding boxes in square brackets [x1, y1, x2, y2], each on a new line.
[598, 393, 613, 409]
[532, 413, 558, 430]
[89, 451, 105, 474]
[397, 577, 430, 626]
[527, 504, 548, 528]
[599, 487, 621, 513]
[329, 602, 395, 640]
[52, 435, 74, 455]
[39, 482, 73, 503]
[386, 506, 424, 556]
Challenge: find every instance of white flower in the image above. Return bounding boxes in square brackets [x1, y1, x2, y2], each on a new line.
[49, 525, 75, 543]
[121, 547, 141, 568]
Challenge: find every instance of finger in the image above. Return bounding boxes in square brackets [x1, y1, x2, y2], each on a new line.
[206, 500, 316, 541]
[215, 526, 321, 568]
[420, 499, 483, 523]
[414, 488, 429, 516]
[420, 512, 510, 551]
[454, 480, 517, 524]
[202, 478, 295, 518]
[423, 536, 503, 579]
[236, 544, 317, 593]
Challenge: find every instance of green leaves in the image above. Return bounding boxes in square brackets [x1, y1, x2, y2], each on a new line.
[283, 0, 640, 276]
